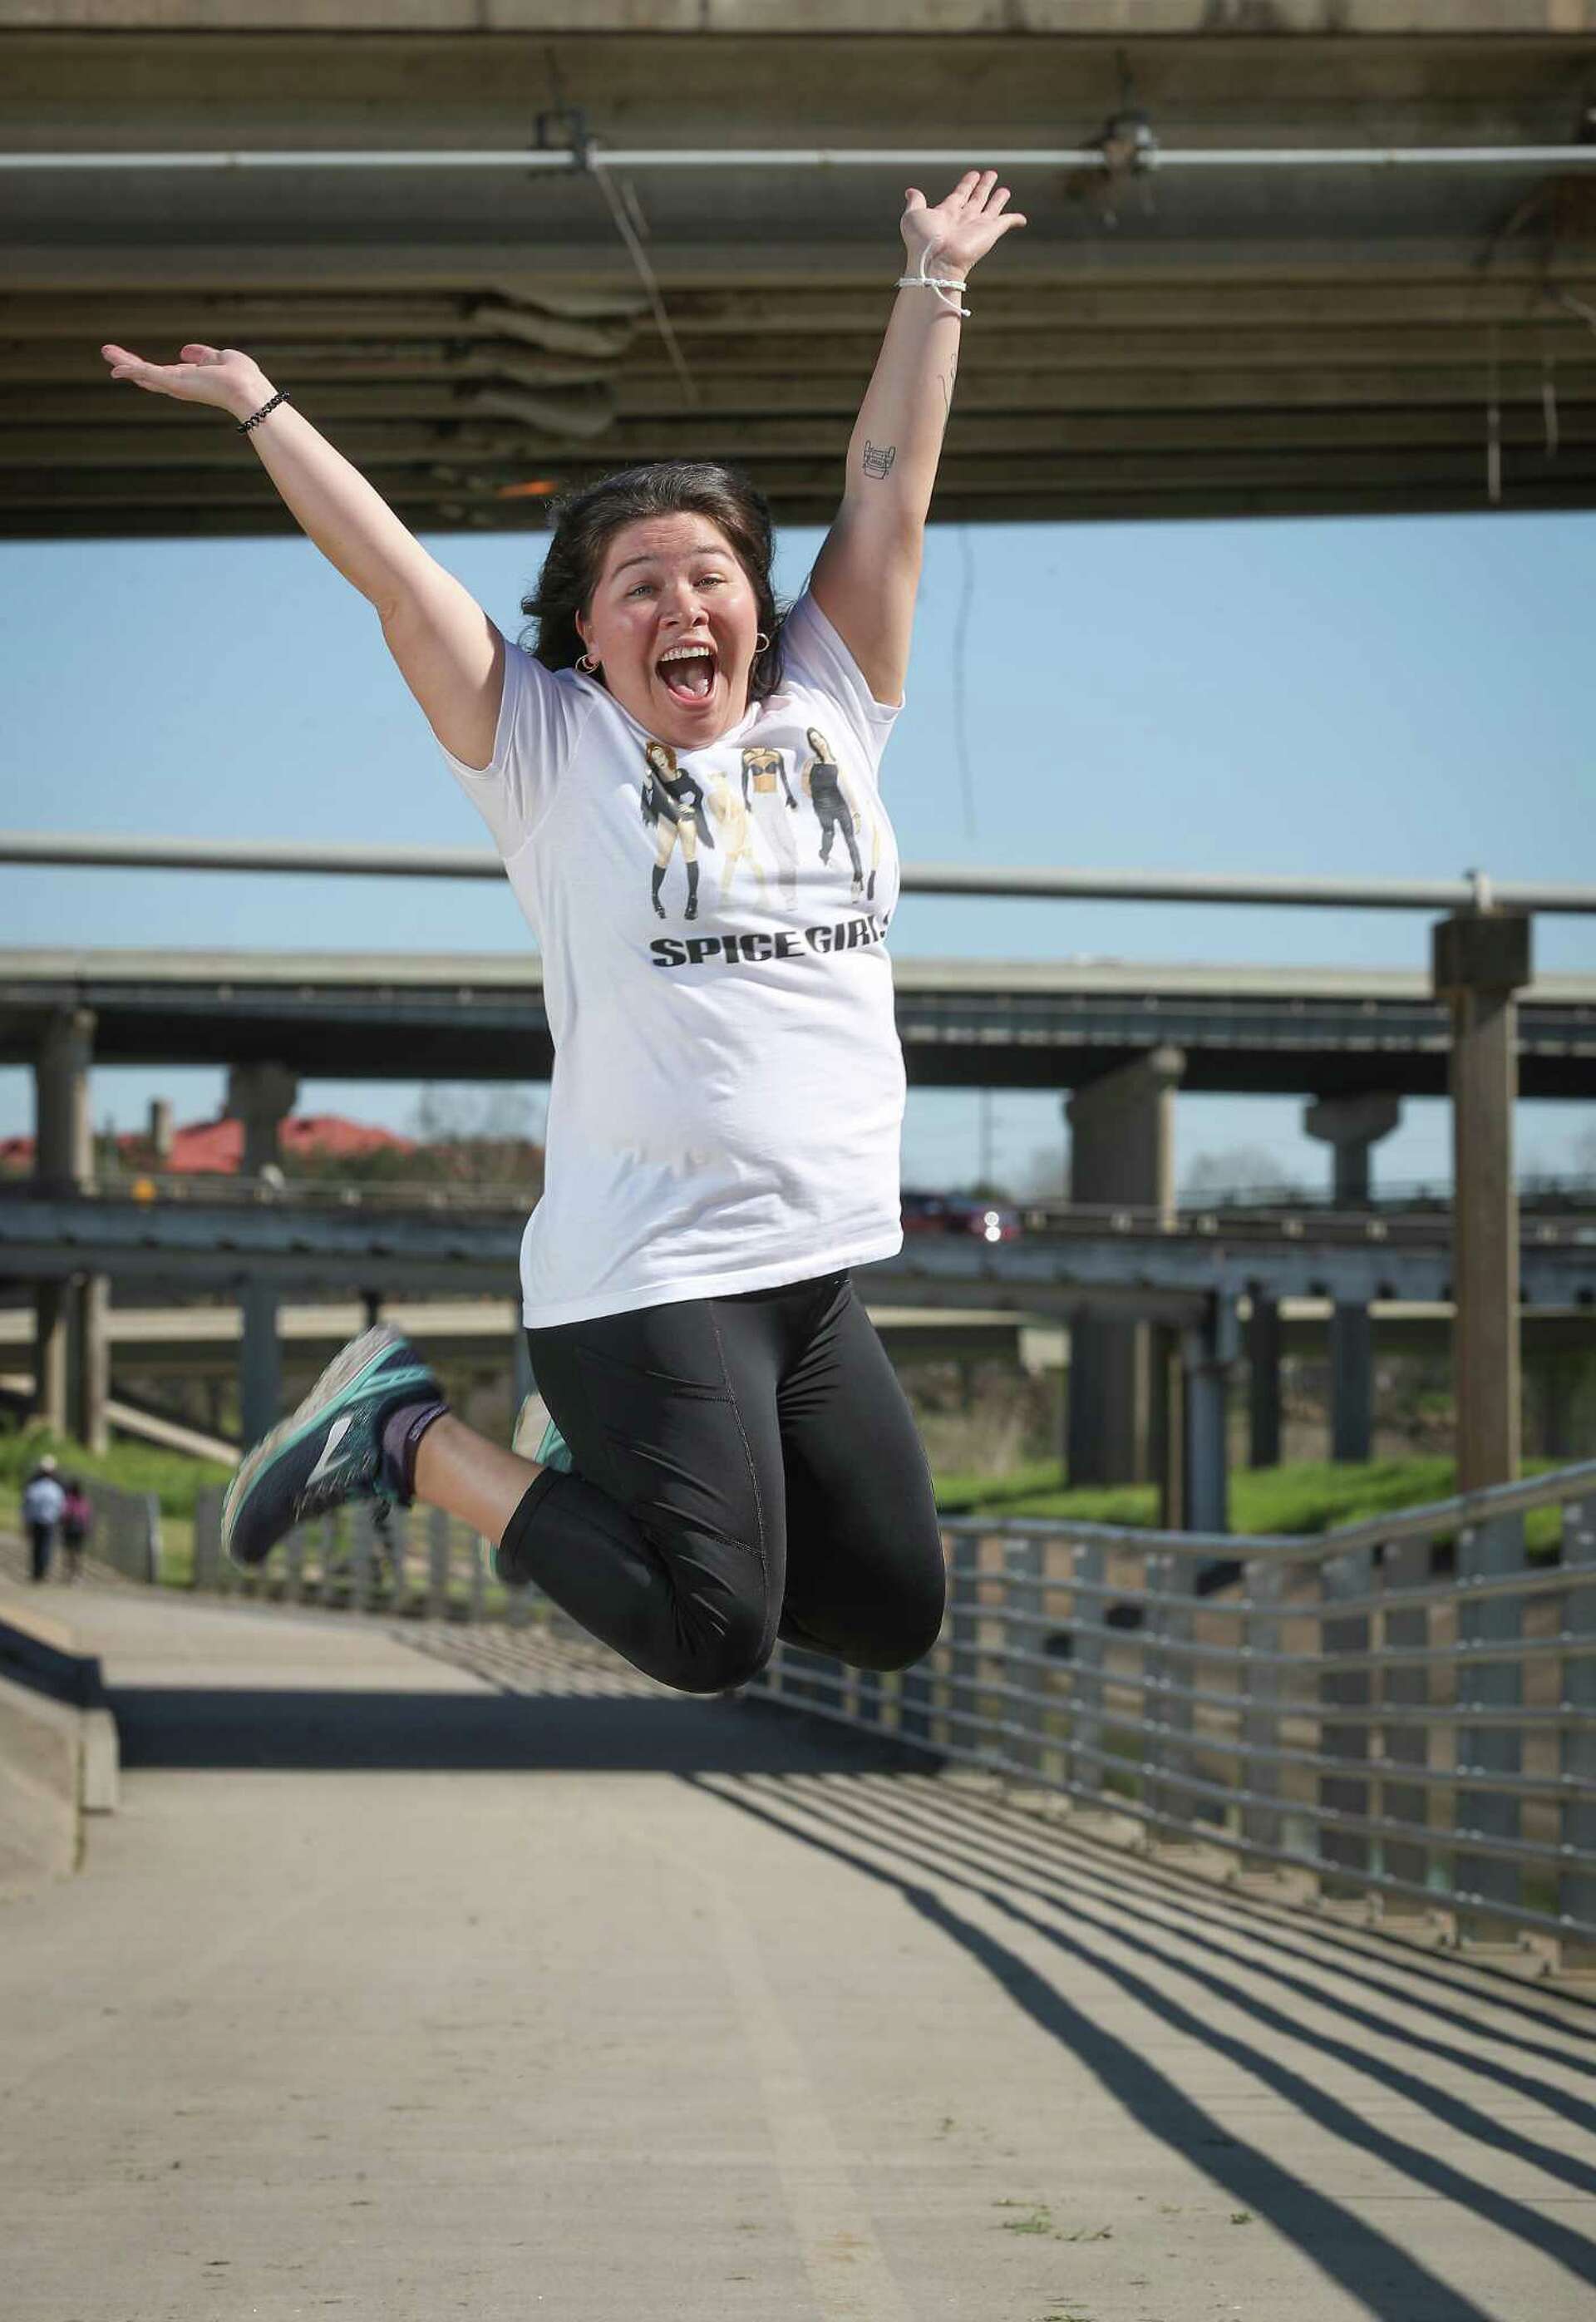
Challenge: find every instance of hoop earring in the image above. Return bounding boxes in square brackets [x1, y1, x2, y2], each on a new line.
[575, 649, 598, 673]
[754, 632, 771, 654]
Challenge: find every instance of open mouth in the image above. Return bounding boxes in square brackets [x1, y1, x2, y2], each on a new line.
[656, 643, 718, 706]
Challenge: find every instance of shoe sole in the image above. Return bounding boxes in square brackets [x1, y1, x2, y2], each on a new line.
[222, 1321, 404, 1560]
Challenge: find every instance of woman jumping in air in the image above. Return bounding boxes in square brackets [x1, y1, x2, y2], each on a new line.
[100, 170, 1024, 1697]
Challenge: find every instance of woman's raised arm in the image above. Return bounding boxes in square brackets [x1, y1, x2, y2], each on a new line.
[807, 171, 1025, 709]
[100, 341, 503, 768]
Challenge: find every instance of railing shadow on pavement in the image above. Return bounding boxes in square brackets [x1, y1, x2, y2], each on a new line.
[185, 1457, 1596, 1972]
[687, 1762, 1596, 2322]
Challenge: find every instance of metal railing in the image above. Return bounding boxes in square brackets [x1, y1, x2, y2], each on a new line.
[90, 1478, 162, 1586]
[5, 829, 1596, 914]
[185, 1461, 1596, 1959]
[191, 1486, 531, 1627]
[751, 1460, 1596, 1965]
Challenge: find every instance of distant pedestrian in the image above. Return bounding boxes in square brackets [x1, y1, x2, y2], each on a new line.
[21, 1456, 66, 1585]
[60, 1477, 93, 1585]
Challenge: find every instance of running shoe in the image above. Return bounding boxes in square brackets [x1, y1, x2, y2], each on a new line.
[512, 1390, 574, 1475]
[222, 1324, 442, 1568]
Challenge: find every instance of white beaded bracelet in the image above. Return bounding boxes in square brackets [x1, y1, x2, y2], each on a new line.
[894, 244, 969, 318]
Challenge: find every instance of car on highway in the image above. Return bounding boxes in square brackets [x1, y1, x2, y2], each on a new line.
[900, 1189, 1022, 1245]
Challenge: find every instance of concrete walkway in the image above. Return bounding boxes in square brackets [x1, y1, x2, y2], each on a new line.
[2, 1578, 1594, 2322]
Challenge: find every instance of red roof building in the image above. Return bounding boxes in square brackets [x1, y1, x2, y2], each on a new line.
[0, 1113, 416, 1176]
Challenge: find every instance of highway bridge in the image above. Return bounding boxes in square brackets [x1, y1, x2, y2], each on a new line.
[3, 945, 1594, 1099]
[4, 1178, 1594, 1528]
[7, 1179, 1596, 1309]
[7, 6, 1596, 534]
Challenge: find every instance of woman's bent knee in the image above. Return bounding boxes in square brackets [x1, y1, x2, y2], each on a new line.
[850, 1615, 943, 1675]
[670, 1616, 773, 1696]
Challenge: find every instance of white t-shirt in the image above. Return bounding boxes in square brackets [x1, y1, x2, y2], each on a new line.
[440, 589, 907, 1327]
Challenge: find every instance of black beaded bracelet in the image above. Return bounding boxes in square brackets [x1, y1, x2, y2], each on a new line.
[238, 389, 290, 434]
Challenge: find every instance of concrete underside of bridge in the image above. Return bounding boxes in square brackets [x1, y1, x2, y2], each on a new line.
[7, 6, 1596, 537]
[2, 948, 1594, 1097]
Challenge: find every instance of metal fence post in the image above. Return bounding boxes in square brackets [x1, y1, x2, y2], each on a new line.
[1140, 1544, 1173, 1830]
[1379, 1531, 1437, 1922]
[286, 1510, 307, 1603]
[191, 1486, 224, 1592]
[1070, 1536, 1105, 1804]
[1172, 1548, 1202, 1832]
[1558, 1496, 1596, 1970]
[387, 1504, 411, 1613]
[1241, 1556, 1285, 1858]
[945, 1531, 980, 1758]
[1456, 1512, 1525, 1943]
[140, 1491, 161, 1586]
[352, 1501, 376, 1614]
[1006, 1533, 1045, 1780]
[1318, 1547, 1374, 1893]
[427, 1505, 450, 1621]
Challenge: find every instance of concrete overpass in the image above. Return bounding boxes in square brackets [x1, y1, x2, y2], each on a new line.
[2, 945, 1593, 1099]
[7, 5, 1596, 535]
[4, 1181, 1594, 1526]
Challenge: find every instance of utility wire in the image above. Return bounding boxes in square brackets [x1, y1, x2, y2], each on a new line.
[589, 150, 699, 406]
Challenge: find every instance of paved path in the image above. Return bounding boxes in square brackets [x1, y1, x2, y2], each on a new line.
[2, 1577, 1594, 2322]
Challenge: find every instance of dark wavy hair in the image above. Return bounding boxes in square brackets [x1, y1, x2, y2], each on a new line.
[519, 461, 787, 703]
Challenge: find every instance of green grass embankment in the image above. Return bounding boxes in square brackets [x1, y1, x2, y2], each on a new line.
[934, 1453, 1569, 1553]
[0, 1418, 1576, 1585]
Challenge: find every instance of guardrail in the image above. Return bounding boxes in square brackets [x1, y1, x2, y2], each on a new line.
[186, 1462, 1596, 1962]
[191, 1486, 529, 1626]
[752, 1459, 1596, 1968]
[95, 1480, 162, 1585]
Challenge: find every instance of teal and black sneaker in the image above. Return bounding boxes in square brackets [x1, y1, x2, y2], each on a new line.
[222, 1324, 443, 1569]
[512, 1391, 575, 1475]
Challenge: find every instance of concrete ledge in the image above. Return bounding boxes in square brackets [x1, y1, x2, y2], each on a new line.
[0, 1596, 120, 1898]
[0, 1670, 81, 1894]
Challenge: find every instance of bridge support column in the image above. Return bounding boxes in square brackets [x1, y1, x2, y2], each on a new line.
[1305, 1093, 1398, 1467]
[228, 1062, 299, 1447]
[32, 1008, 107, 1448]
[1329, 1300, 1374, 1465]
[67, 1274, 110, 1455]
[1151, 1323, 1180, 1529]
[1304, 1091, 1401, 1207]
[32, 1283, 69, 1438]
[1065, 1045, 1185, 1486]
[1246, 1291, 1282, 1469]
[1432, 913, 1530, 1495]
[1180, 1295, 1237, 1536]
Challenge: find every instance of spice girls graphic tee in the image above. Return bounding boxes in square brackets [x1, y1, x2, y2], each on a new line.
[438, 589, 907, 1326]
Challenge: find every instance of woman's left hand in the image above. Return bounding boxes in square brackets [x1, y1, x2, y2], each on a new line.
[901, 169, 1027, 279]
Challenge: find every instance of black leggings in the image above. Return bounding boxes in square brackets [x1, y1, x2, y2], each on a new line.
[499, 1269, 946, 1696]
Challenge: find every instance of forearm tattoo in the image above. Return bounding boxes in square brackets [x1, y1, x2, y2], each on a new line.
[861, 439, 897, 480]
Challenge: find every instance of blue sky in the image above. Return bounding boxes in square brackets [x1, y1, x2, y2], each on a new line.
[2, 507, 1591, 1194]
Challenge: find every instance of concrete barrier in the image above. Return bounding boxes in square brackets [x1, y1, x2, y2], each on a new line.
[0, 1595, 119, 1896]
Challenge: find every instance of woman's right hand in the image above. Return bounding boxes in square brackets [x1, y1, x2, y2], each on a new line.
[100, 341, 273, 423]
